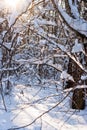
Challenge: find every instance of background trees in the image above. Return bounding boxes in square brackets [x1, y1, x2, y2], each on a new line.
[0, 0, 87, 111]
[0, 0, 87, 129]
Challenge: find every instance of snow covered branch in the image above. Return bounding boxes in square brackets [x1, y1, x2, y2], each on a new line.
[68, 0, 80, 19]
[29, 27, 87, 73]
[51, 0, 87, 37]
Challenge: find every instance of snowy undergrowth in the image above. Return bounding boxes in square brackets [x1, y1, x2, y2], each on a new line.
[0, 75, 87, 130]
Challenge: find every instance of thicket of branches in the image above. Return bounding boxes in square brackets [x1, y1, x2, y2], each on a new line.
[0, 0, 87, 123]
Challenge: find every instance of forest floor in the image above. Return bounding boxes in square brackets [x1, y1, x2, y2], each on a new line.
[0, 75, 87, 130]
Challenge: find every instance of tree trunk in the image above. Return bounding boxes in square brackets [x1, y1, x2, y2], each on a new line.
[51, 0, 86, 109]
[64, 0, 86, 110]
[72, 88, 85, 110]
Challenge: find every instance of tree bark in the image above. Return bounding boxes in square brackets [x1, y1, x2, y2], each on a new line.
[54, 0, 86, 109]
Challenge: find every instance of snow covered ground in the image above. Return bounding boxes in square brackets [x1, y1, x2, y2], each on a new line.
[0, 76, 87, 130]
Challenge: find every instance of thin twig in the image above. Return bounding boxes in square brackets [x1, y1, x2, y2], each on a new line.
[8, 91, 71, 130]
[0, 83, 7, 112]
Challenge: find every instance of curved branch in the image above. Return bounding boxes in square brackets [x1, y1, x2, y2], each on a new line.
[51, 0, 87, 37]
[68, 0, 80, 19]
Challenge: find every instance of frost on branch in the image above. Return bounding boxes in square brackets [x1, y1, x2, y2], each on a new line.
[52, 0, 87, 37]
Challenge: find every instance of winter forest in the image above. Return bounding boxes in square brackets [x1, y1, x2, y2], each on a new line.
[0, 0, 87, 130]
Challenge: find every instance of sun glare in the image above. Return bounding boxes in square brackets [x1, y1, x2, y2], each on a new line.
[4, 0, 19, 9]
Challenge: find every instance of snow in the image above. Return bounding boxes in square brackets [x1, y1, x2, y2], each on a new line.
[0, 48, 2, 59]
[72, 39, 83, 53]
[76, 85, 87, 89]
[33, 18, 57, 28]
[8, 11, 19, 27]
[60, 71, 74, 81]
[68, 0, 80, 19]
[81, 75, 87, 81]
[64, 85, 87, 91]
[0, 76, 87, 130]
[0, 0, 87, 130]
[39, 40, 47, 45]
[0, 18, 5, 23]
[53, 1, 87, 37]
[5, 0, 31, 26]
[3, 42, 12, 49]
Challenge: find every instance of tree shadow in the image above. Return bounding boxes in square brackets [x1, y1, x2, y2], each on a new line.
[0, 82, 87, 130]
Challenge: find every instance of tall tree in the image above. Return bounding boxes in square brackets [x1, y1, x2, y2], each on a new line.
[51, 0, 87, 109]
